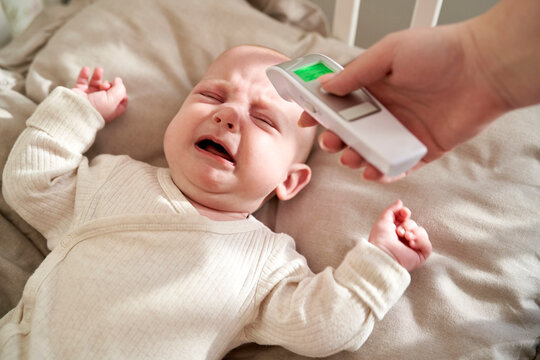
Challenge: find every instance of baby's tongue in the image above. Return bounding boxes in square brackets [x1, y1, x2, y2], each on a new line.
[206, 142, 233, 162]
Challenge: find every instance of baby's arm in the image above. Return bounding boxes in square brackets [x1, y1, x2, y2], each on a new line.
[2, 68, 125, 248]
[245, 201, 430, 356]
[245, 234, 411, 356]
[368, 199, 432, 271]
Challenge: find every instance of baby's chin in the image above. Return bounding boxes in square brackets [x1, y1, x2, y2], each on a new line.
[168, 169, 274, 219]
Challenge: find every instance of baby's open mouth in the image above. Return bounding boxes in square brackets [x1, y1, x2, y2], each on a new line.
[196, 139, 235, 164]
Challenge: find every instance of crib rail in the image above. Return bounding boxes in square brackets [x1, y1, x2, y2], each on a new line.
[332, 0, 443, 46]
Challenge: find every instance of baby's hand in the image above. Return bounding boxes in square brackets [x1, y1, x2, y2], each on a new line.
[71, 67, 127, 123]
[368, 199, 431, 271]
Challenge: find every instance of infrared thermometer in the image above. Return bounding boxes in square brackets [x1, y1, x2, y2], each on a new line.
[266, 54, 426, 177]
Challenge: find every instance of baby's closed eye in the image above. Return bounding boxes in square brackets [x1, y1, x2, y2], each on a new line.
[251, 113, 278, 131]
[199, 92, 224, 103]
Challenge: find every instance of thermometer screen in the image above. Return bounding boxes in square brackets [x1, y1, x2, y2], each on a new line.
[294, 61, 334, 82]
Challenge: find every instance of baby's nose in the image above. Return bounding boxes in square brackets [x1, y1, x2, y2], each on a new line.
[214, 117, 235, 130]
[213, 107, 240, 132]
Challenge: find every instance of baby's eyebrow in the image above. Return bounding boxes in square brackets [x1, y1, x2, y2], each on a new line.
[196, 79, 229, 91]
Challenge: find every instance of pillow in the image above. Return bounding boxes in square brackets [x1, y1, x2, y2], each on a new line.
[1, 0, 45, 38]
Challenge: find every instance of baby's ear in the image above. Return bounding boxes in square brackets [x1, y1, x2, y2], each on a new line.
[275, 163, 312, 201]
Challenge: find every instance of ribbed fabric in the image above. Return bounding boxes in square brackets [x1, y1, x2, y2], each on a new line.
[1, 87, 410, 359]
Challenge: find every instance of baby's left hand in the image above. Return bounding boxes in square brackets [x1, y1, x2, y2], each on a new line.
[368, 199, 432, 271]
[71, 67, 127, 123]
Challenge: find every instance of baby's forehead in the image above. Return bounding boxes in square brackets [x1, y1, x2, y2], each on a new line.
[203, 61, 271, 86]
[205, 47, 288, 78]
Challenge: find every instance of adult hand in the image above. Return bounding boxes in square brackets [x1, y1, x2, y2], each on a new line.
[300, 0, 540, 182]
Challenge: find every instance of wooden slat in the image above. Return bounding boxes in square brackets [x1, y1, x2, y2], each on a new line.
[332, 0, 361, 46]
[410, 0, 443, 28]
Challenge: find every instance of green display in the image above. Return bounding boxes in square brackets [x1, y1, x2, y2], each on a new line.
[294, 61, 334, 82]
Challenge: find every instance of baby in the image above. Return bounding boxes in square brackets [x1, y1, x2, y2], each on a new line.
[1, 45, 431, 359]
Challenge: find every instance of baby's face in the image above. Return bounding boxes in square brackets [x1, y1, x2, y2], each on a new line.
[164, 46, 314, 215]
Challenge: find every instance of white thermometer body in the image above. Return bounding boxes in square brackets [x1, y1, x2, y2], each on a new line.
[266, 54, 426, 176]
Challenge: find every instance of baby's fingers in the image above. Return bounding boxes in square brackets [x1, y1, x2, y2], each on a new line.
[398, 225, 432, 261]
[109, 77, 126, 100]
[74, 66, 91, 90]
[89, 67, 105, 90]
[395, 206, 411, 224]
[100, 81, 112, 91]
[107, 77, 128, 121]
[412, 227, 431, 260]
[375, 199, 405, 226]
[397, 219, 417, 235]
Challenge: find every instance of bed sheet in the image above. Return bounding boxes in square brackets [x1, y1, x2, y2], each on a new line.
[0, 0, 539, 359]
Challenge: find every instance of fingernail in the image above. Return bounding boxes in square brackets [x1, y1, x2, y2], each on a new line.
[319, 137, 331, 152]
[318, 73, 335, 85]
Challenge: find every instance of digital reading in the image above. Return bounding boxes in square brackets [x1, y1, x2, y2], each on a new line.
[294, 61, 334, 82]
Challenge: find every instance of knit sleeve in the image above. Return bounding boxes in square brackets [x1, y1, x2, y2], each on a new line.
[245, 236, 410, 357]
[2, 87, 105, 249]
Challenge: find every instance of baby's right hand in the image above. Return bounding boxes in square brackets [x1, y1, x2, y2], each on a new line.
[368, 200, 431, 271]
[71, 67, 127, 123]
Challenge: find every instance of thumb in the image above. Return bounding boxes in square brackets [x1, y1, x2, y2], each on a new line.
[109, 77, 127, 103]
[320, 35, 397, 96]
[378, 199, 404, 224]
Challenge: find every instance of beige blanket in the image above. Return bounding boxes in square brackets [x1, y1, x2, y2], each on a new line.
[0, 0, 538, 359]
